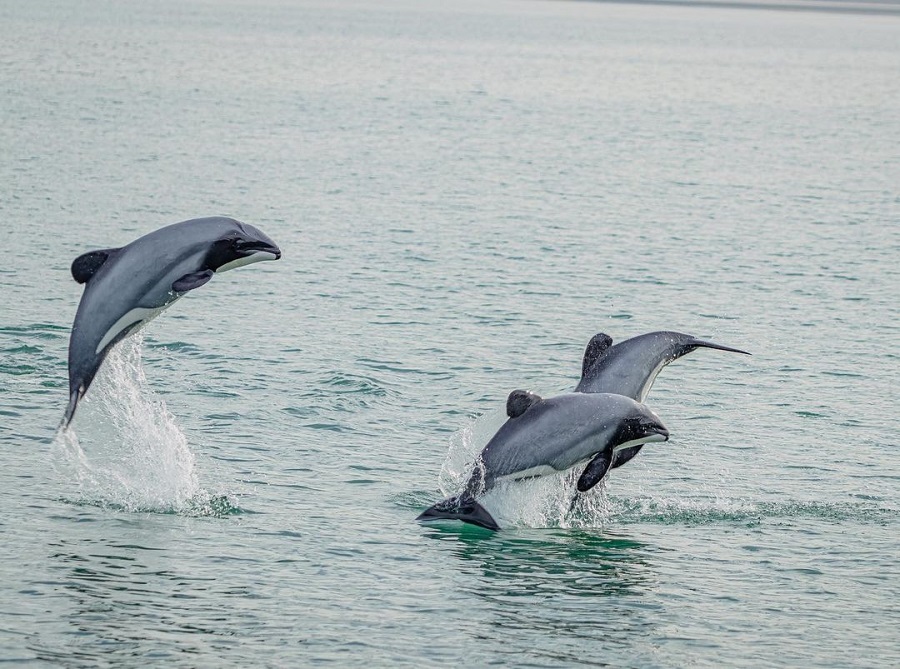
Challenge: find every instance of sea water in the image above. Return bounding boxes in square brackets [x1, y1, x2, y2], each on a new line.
[1, 0, 898, 666]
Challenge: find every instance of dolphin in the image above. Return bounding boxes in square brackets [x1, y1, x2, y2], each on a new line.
[576, 330, 750, 468]
[417, 391, 670, 530]
[63, 216, 281, 428]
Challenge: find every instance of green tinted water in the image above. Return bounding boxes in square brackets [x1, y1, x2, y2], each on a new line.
[1, 0, 898, 666]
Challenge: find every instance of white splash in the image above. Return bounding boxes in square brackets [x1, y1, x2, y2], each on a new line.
[438, 404, 506, 497]
[53, 334, 219, 514]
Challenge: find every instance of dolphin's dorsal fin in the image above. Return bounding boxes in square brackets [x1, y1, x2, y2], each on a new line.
[506, 390, 541, 418]
[581, 333, 613, 378]
[71, 248, 119, 284]
[576, 451, 613, 492]
[172, 269, 214, 293]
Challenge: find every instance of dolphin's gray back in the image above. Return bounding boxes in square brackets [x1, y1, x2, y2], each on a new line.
[67, 218, 238, 395]
[473, 393, 647, 492]
[574, 330, 749, 470]
[576, 331, 708, 400]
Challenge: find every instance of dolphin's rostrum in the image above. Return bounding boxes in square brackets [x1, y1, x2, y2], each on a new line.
[63, 216, 281, 428]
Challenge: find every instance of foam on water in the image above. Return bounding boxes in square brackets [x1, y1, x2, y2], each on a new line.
[52, 335, 236, 516]
[608, 495, 898, 526]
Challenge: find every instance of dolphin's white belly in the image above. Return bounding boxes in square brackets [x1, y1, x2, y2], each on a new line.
[496, 434, 666, 485]
[94, 302, 178, 354]
[498, 452, 596, 483]
[639, 358, 669, 402]
[497, 464, 559, 483]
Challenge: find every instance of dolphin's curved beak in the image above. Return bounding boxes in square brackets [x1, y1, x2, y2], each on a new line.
[260, 241, 281, 261]
[643, 423, 669, 443]
[237, 239, 281, 260]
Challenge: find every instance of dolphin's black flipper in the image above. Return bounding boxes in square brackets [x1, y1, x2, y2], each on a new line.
[581, 332, 613, 378]
[506, 390, 542, 419]
[577, 451, 613, 492]
[172, 270, 214, 293]
[416, 496, 501, 531]
[611, 445, 643, 469]
[71, 249, 119, 284]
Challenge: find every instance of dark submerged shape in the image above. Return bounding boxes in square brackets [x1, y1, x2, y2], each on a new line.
[63, 216, 281, 429]
[576, 330, 750, 468]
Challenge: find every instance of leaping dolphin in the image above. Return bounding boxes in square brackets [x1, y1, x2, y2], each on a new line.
[417, 391, 670, 530]
[63, 216, 281, 428]
[576, 330, 750, 468]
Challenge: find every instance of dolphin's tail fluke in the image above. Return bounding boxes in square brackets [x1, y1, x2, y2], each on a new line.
[416, 495, 500, 531]
[688, 338, 751, 356]
[60, 391, 80, 431]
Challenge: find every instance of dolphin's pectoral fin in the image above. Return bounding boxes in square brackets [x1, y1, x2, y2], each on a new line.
[172, 269, 214, 293]
[506, 390, 542, 418]
[577, 451, 613, 492]
[71, 248, 119, 284]
[611, 445, 643, 469]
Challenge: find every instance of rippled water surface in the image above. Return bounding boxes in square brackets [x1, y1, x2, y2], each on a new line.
[2, 0, 899, 666]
